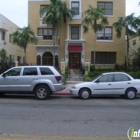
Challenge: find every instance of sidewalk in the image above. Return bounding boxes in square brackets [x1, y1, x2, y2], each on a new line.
[53, 81, 82, 95]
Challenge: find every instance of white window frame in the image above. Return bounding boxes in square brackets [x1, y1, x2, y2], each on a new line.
[70, 0, 82, 19]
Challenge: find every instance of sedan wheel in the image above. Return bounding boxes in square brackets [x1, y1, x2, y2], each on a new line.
[35, 85, 50, 100]
[125, 88, 136, 99]
[79, 88, 90, 99]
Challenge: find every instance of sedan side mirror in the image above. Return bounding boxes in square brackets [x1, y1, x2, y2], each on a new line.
[2, 73, 6, 77]
[95, 80, 100, 83]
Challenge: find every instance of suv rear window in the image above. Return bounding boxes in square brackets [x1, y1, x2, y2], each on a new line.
[40, 67, 54, 75]
[23, 68, 38, 76]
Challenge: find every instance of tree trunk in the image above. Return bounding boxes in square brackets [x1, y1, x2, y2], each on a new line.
[93, 32, 97, 65]
[24, 47, 27, 65]
[53, 37, 55, 67]
[53, 27, 56, 67]
[126, 34, 130, 69]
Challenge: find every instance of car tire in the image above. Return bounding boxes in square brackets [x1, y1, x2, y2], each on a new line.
[125, 88, 136, 99]
[34, 85, 51, 100]
[120, 95, 125, 98]
[0, 93, 5, 96]
[79, 88, 90, 99]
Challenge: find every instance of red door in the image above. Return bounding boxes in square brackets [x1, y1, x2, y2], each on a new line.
[69, 53, 81, 69]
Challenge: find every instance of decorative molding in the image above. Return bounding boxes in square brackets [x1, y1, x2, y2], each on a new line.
[65, 39, 85, 43]
[96, 40, 113, 43]
[29, 0, 66, 1]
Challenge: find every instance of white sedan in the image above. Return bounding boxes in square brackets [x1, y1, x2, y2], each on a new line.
[70, 72, 140, 99]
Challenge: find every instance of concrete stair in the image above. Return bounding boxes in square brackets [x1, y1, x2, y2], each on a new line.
[67, 69, 83, 82]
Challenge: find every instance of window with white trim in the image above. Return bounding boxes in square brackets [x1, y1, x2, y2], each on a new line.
[1, 31, 5, 40]
[97, 27, 112, 40]
[98, 2, 113, 15]
[71, 1, 79, 15]
[37, 28, 58, 40]
[71, 26, 79, 39]
[40, 5, 48, 18]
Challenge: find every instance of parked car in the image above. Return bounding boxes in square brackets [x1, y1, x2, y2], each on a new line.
[70, 72, 140, 99]
[0, 66, 65, 100]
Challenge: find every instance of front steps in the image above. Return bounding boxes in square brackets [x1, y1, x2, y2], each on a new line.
[67, 69, 83, 82]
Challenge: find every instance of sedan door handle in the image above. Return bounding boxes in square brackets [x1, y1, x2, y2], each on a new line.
[14, 79, 19, 80]
[33, 78, 38, 80]
[108, 84, 111, 85]
[127, 82, 131, 84]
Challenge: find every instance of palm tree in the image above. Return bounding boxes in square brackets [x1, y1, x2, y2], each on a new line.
[0, 49, 13, 72]
[113, 13, 140, 68]
[12, 26, 38, 65]
[0, 48, 7, 60]
[40, 0, 75, 66]
[82, 5, 109, 65]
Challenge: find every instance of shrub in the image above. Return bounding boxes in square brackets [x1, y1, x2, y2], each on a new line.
[86, 68, 140, 80]
[90, 65, 95, 71]
[84, 75, 92, 81]
[62, 73, 67, 84]
[88, 71, 102, 78]
[128, 71, 140, 79]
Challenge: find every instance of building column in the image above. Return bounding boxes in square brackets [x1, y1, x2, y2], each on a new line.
[60, 62, 66, 74]
[67, 24, 70, 40]
[40, 55, 42, 65]
[15, 61, 18, 67]
[85, 61, 90, 75]
[81, 24, 83, 40]
[65, 42, 69, 67]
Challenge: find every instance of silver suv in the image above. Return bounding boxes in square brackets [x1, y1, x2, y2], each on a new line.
[0, 66, 65, 100]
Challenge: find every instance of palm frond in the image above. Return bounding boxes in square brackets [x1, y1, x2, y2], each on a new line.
[82, 5, 109, 34]
[83, 26, 89, 33]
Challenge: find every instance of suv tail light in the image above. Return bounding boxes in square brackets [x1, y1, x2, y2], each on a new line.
[55, 76, 61, 82]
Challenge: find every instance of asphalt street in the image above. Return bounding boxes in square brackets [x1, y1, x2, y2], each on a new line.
[0, 93, 140, 140]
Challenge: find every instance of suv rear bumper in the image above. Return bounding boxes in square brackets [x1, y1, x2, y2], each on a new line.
[53, 84, 66, 92]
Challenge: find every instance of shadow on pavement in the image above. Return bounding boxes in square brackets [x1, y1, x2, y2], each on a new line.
[0, 93, 139, 100]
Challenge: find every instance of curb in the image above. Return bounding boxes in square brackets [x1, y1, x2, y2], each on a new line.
[53, 88, 71, 95]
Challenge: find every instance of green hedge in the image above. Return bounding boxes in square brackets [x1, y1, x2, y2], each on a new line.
[127, 71, 140, 79]
[84, 69, 140, 81]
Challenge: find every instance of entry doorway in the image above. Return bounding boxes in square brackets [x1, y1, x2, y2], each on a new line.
[69, 53, 81, 69]
[42, 52, 53, 65]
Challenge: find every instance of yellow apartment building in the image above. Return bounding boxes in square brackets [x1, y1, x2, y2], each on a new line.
[27, 0, 126, 69]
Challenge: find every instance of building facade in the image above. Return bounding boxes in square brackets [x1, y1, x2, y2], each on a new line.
[28, 0, 126, 69]
[128, 34, 140, 68]
[0, 14, 25, 63]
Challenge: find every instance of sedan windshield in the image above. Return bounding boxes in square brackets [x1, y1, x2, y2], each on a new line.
[92, 74, 102, 81]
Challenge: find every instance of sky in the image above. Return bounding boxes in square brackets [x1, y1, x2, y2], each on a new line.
[0, 0, 139, 28]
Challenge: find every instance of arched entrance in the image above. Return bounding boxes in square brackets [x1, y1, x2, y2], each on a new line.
[37, 55, 41, 65]
[42, 52, 53, 65]
[55, 55, 58, 68]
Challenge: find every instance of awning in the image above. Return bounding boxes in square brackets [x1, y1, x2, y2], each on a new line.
[68, 46, 82, 51]
[0, 28, 7, 31]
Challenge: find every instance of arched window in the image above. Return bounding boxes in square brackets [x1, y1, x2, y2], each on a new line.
[37, 55, 41, 65]
[42, 52, 53, 66]
[55, 55, 58, 68]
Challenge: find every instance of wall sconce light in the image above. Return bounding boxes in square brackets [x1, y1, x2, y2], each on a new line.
[61, 58, 64, 62]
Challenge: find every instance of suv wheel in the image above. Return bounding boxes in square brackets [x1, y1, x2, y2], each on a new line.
[0, 93, 5, 96]
[35, 85, 50, 100]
